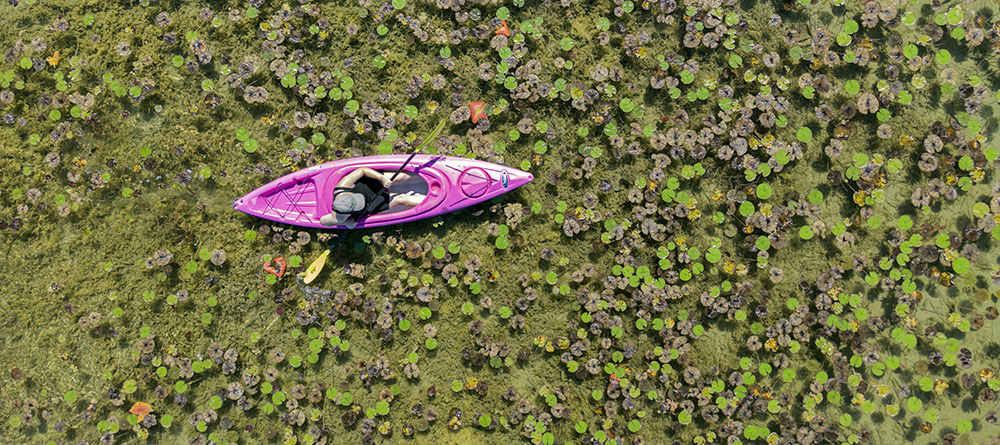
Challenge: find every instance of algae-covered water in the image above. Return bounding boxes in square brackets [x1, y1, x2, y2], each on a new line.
[2, 0, 1000, 444]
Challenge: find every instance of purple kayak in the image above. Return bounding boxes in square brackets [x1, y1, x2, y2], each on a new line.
[234, 155, 533, 229]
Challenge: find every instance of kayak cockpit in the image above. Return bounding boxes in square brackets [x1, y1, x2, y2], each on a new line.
[378, 172, 428, 214]
[315, 163, 446, 228]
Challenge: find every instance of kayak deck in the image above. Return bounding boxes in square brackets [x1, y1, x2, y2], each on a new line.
[253, 172, 427, 224]
[254, 178, 322, 225]
[234, 155, 533, 229]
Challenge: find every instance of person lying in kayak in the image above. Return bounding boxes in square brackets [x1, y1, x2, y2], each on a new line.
[319, 167, 424, 227]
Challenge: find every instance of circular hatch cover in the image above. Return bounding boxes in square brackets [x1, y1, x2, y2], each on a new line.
[459, 167, 492, 198]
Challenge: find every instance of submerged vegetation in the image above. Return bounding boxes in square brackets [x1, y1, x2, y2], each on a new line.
[2, 0, 1000, 444]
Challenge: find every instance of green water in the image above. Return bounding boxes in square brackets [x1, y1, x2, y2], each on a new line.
[2, 0, 1000, 444]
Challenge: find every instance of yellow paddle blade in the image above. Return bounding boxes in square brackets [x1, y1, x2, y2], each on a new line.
[302, 249, 331, 284]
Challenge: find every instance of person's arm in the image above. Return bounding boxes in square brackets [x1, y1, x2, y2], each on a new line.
[360, 168, 393, 188]
[336, 169, 366, 189]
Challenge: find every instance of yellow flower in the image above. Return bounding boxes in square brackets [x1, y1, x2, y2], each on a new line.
[874, 173, 886, 188]
[942, 248, 957, 262]
[46, 51, 60, 67]
[980, 369, 994, 383]
[764, 338, 778, 352]
[853, 190, 867, 207]
[722, 261, 736, 275]
[948, 312, 964, 328]
[938, 272, 952, 287]
[971, 168, 985, 183]
[933, 379, 949, 395]
[465, 376, 478, 389]
[851, 393, 865, 406]
[944, 172, 957, 185]
[876, 384, 890, 398]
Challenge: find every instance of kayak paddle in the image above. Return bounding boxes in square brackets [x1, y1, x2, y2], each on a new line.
[300, 119, 447, 284]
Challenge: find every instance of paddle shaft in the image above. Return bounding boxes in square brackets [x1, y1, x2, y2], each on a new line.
[389, 150, 419, 183]
[385, 118, 446, 183]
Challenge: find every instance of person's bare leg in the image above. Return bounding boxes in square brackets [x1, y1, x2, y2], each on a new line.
[388, 193, 424, 208]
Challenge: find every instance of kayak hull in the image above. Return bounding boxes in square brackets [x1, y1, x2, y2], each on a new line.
[234, 155, 533, 229]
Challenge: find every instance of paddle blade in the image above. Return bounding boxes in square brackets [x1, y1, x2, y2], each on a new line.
[302, 249, 331, 284]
